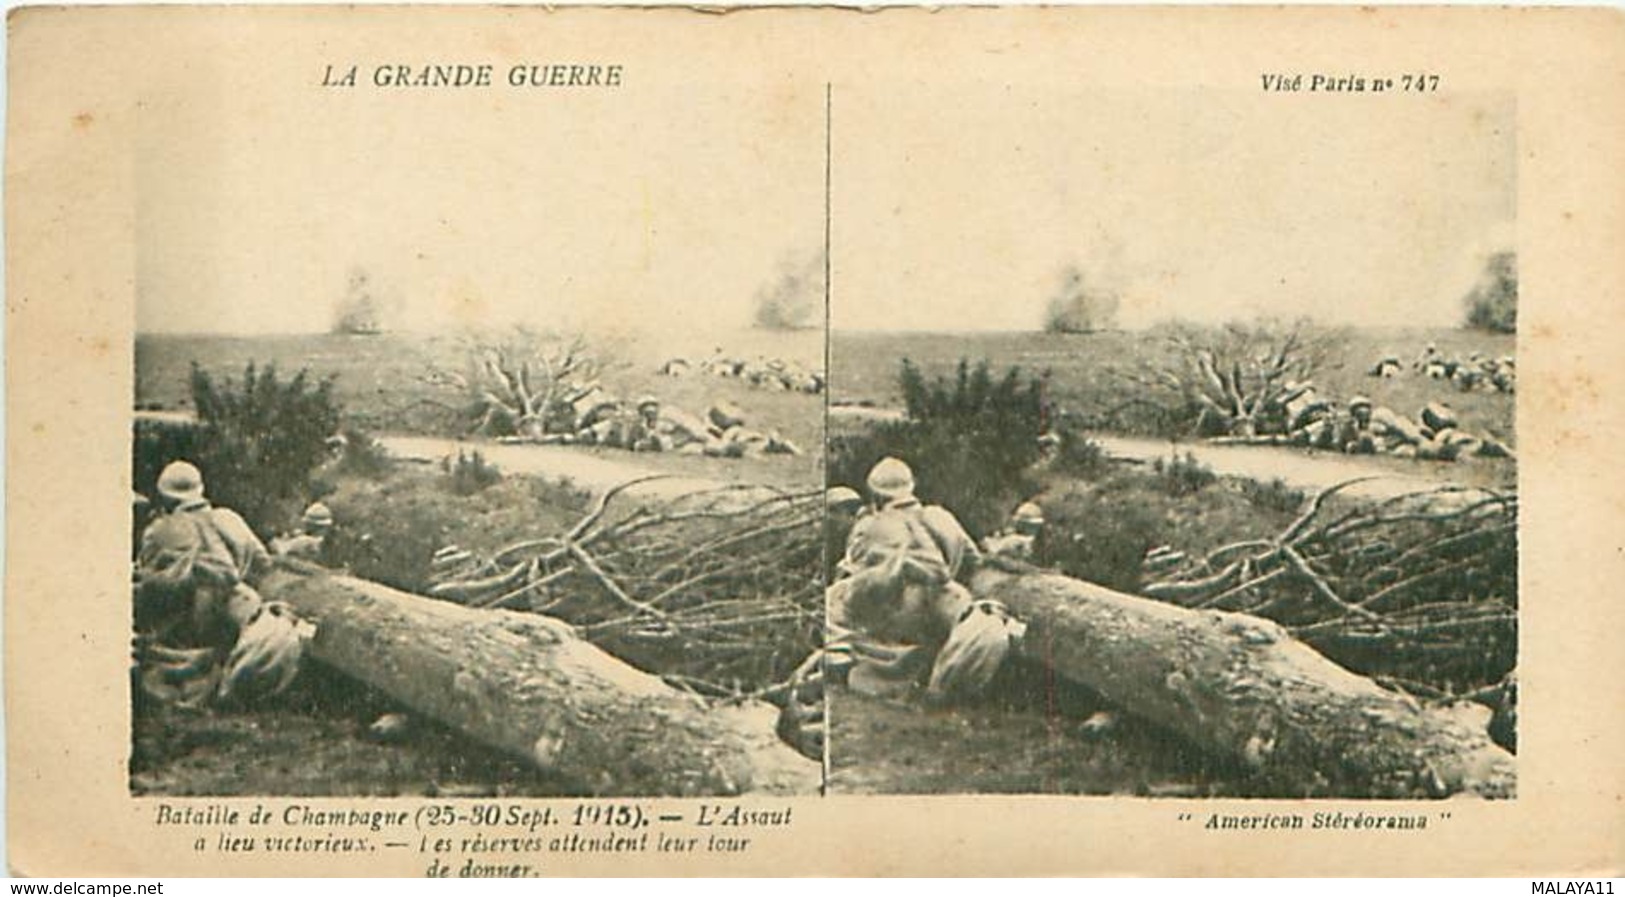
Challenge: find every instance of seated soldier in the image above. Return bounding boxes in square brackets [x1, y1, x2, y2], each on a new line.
[697, 401, 803, 458]
[983, 501, 1045, 563]
[1281, 383, 1334, 446]
[135, 461, 308, 707]
[1415, 401, 1516, 461]
[1367, 356, 1403, 378]
[271, 502, 333, 563]
[829, 458, 1021, 703]
[656, 405, 714, 453]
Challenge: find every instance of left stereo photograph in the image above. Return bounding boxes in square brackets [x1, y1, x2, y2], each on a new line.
[128, 44, 831, 799]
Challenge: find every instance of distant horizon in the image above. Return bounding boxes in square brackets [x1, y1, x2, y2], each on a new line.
[135, 318, 1511, 339]
[134, 72, 1512, 336]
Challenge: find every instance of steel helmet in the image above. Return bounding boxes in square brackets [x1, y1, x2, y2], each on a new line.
[825, 486, 864, 513]
[301, 502, 335, 530]
[156, 461, 206, 505]
[1012, 502, 1045, 526]
[865, 457, 916, 500]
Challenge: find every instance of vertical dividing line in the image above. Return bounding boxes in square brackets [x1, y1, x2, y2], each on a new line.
[819, 80, 833, 793]
[822, 81, 833, 454]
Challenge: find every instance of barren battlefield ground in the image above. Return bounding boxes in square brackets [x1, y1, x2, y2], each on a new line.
[132, 323, 1516, 796]
[137, 328, 826, 488]
[832, 326, 1515, 448]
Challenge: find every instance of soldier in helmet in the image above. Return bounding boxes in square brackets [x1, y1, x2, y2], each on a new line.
[628, 395, 666, 452]
[272, 502, 334, 564]
[829, 458, 1022, 703]
[983, 501, 1046, 563]
[1342, 395, 1426, 455]
[134, 461, 309, 706]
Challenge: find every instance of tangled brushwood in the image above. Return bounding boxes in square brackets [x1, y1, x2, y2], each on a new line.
[1142, 478, 1517, 703]
[426, 477, 824, 698]
[1144, 484, 1508, 702]
[1115, 319, 1347, 438]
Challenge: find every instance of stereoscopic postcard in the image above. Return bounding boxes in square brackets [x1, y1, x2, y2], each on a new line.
[5, 3, 1623, 877]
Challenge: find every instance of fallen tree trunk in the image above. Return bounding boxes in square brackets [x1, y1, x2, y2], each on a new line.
[259, 565, 820, 797]
[972, 566, 1516, 798]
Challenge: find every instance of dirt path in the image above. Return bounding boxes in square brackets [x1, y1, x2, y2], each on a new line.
[1083, 433, 1507, 501]
[828, 405, 1505, 500]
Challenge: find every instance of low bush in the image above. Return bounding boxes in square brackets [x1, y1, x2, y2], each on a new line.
[1237, 476, 1307, 516]
[828, 358, 1047, 536]
[1049, 431, 1111, 480]
[1036, 470, 1302, 595]
[322, 471, 588, 594]
[1151, 452, 1217, 497]
[443, 449, 502, 496]
[1035, 484, 1167, 592]
[133, 363, 341, 536]
[332, 427, 392, 480]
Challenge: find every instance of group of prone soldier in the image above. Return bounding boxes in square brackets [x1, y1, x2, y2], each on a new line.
[657, 351, 825, 395]
[1367, 342, 1516, 394]
[517, 391, 803, 458]
[131, 461, 332, 709]
[1237, 383, 1514, 462]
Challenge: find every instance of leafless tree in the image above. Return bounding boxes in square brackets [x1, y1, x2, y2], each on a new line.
[1121, 318, 1346, 437]
[424, 327, 614, 439]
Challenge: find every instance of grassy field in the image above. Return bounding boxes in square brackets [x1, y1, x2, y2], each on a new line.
[137, 329, 825, 485]
[832, 326, 1516, 448]
[134, 324, 1516, 797]
[132, 664, 578, 797]
[829, 677, 1245, 796]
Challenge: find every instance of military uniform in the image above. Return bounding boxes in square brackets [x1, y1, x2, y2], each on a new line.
[134, 462, 306, 706]
[828, 458, 1020, 703]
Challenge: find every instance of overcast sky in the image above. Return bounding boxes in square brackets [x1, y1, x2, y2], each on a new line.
[832, 87, 1515, 331]
[136, 64, 1512, 335]
[135, 58, 825, 337]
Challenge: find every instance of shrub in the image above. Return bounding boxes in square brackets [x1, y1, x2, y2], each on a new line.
[1237, 476, 1307, 516]
[443, 449, 502, 496]
[307, 427, 393, 501]
[1036, 469, 1304, 596]
[1049, 431, 1111, 480]
[1151, 452, 1217, 497]
[322, 472, 589, 593]
[331, 427, 392, 480]
[828, 358, 1047, 535]
[184, 362, 341, 533]
[1463, 251, 1517, 334]
[1036, 489, 1165, 592]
